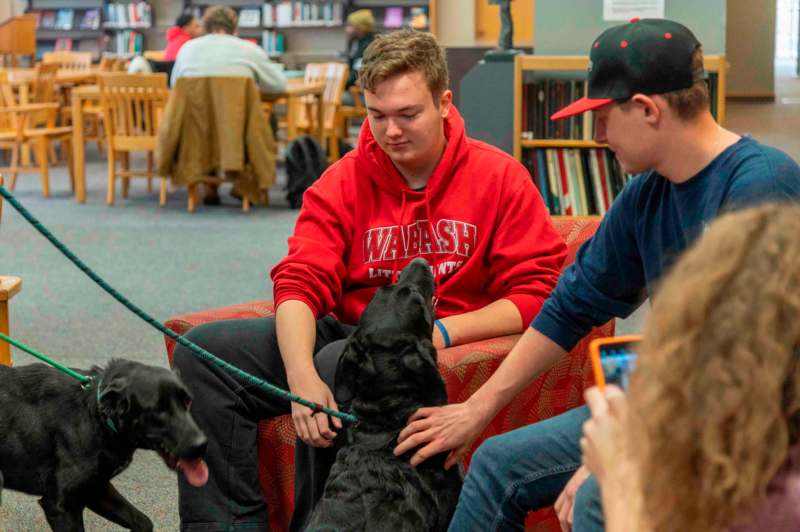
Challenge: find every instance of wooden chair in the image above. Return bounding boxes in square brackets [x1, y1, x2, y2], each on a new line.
[0, 71, 74, 197]
[0, 174, 22, 366]
[99, 73, 169, 206]
[31, 63, 61, 163]
[295, 62, 349, 162]
[338, 85, 368, 143]
[143, 50, 166, 61]
[42, 51, 92, 71]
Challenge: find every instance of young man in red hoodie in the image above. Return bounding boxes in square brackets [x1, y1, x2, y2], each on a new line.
[164, 13, 201, 62]
[172, 29, 566, 531]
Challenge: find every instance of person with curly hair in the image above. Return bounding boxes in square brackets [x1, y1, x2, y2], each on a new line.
[582, 202, 800, 532]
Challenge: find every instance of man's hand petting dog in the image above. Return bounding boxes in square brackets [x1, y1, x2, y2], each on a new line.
[395, 400, 489, 469]
[289, 374, 342, 448]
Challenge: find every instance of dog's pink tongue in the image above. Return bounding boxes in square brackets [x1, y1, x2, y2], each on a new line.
[178, 458, 209, 487]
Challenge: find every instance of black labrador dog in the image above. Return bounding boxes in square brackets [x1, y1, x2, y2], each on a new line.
[307, 258, 463, 532]
[0, 359, 208, 531]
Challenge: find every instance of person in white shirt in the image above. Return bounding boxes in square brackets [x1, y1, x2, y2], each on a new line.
[171, 5, 286, 94]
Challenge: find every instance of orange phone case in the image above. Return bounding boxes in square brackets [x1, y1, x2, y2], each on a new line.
[589, 335, 642, 391]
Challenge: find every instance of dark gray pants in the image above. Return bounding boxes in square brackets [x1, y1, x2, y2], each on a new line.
[172, 316, 355, 531]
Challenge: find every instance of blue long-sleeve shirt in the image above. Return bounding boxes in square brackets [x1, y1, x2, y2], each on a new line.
[533, 136, 800, 351]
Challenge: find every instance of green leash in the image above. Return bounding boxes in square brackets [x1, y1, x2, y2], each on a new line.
[0, 331, 91, 384]
[0, 185, 358, 425]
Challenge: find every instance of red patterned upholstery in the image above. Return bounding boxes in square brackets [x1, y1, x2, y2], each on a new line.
[164, 216, 612, 532]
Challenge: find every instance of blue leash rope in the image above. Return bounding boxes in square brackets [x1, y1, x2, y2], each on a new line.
[0, 185, 357, 425]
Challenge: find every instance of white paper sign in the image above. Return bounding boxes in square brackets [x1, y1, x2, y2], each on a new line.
[603, 0, 665, 21]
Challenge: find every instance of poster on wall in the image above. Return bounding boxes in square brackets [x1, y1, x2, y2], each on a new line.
[603, 0, 665, 21]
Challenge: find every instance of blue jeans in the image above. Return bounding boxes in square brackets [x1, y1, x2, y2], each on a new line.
[448, 406, 604, 532]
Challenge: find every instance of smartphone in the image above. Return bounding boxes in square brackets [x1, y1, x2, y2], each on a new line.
[589, 336, 641, 391]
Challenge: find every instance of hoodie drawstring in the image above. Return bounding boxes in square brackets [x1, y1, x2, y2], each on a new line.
[390, 189, 442, 314]
[391, 190, 407, 284]
[425, 191, 442, 313]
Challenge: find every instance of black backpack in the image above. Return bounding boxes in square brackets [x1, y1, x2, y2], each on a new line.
[285, 135, 328, 209]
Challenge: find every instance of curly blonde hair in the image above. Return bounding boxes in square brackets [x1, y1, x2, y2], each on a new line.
[629, 203, 800, 532]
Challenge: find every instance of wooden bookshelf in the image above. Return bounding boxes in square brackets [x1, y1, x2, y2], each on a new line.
[513, 53, 728, 160]
[182, 0, 436, 65]
[27, 0, 153, 59]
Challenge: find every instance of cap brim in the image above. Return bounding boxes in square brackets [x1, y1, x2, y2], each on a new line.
[550, 97, 613, 121]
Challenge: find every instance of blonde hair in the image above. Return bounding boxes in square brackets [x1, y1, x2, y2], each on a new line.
[629, 203, 800, 532]
[359, 30, 448, 102]
[202, 5, 237, 34]
[346, 9, 375, 33]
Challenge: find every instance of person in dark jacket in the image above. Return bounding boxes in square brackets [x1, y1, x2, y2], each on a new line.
[343, 9, 376, 105]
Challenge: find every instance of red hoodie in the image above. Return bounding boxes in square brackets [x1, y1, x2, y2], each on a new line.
[271, 107, 566, 326]
[164, 26, 192, 62]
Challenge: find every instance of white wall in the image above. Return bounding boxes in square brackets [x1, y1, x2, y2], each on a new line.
[0, 0, 27, 23]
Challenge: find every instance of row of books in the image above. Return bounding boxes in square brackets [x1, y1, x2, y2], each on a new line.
[107, 30, 144, 55]
[520, 73, 720, 141]
[521, 78, 593, 141]
[104, 2, 153, 29]
[262, 30, 286, 54]
[262, 1, 344, 27]
[522, 148, 631, 216]
[32, 9, 100, 31]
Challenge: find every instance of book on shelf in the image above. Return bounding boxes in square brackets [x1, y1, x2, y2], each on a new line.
[520, 71, 720, 141]
[521, 76, 593, 141]
[79, 9, 101, 30]
[522, 147, 631, 216]
[266, 0, 343, 27]
[383, 7, 403, 28]
[108, 29, 144, 55]
[262, 30, 286, 54]
[40, 10, 57, 29]
[105, 2, 152, 29]
[54, 9, 75, 30]
[54, 37, 73, 51]
[239, 8, 261, 28]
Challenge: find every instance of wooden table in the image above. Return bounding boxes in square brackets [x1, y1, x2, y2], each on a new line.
[6, 67, 99, 102]
[265, 79, 326, 145]
[69, 79, 326, 204]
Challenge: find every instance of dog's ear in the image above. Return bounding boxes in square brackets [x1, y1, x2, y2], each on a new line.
[98, 374, 131, 428]
[335, 337, 375, 404]
[401, 339, 438, 373]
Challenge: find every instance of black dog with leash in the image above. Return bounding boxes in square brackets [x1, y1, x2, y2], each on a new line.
[307, 258, 463, 532]
[0, 359, 208, 531]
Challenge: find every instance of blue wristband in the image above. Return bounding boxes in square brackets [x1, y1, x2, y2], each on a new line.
[434, 319, 451, 348]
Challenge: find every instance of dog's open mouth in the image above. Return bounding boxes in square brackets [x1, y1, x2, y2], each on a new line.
[158, 445, 209, 487]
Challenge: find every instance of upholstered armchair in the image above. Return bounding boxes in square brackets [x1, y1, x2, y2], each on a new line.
[164, 216, 612, 532]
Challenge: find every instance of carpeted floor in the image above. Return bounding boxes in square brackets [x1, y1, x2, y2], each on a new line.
[1, 153, 299, 531]
[2, 63, 800, 530]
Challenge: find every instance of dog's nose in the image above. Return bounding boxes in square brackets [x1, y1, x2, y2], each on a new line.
[182, 434, 208, 460]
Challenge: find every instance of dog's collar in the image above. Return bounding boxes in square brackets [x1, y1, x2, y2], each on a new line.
[95, 377, 119, 434]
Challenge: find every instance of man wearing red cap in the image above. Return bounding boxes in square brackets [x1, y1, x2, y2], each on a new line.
[395, 18, 800, 531]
